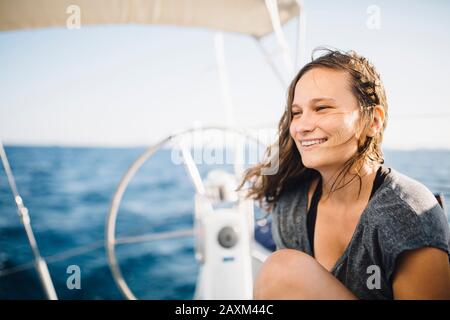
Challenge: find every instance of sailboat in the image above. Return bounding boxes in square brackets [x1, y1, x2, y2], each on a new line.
[0, 0, 306, 300]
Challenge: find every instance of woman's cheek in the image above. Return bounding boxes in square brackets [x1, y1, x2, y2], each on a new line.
[289, 122, 296, 139]
[325, 123, 354, 147]
[323, 114, 359, 145]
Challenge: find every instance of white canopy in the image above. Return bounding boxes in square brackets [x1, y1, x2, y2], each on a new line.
[0, 0, 300, 37]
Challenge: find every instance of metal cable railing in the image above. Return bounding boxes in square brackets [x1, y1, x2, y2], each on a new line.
[0, 229, 194, 278]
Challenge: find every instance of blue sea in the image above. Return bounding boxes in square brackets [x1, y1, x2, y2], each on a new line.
[0, 146, 449, 300]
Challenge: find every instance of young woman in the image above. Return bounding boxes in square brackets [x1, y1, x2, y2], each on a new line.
[240, 49, 450, 299]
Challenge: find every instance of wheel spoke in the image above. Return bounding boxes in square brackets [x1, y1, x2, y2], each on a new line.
[179, 140, 206, 195]
[114, 228, 195, 245]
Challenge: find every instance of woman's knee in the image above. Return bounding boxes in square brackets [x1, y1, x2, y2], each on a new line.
[253, 249, 319, 299]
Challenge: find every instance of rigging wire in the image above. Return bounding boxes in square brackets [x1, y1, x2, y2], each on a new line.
[0, 141, 58, 299]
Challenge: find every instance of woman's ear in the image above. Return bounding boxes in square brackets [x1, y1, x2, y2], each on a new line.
[367, 105, 385, 137]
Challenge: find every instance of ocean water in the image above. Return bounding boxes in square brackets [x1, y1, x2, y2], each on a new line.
[0, 146, 449, 300]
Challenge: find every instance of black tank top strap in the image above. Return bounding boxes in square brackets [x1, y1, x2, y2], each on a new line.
[369, 165, 391, 199]
[306, 177, 321, 257]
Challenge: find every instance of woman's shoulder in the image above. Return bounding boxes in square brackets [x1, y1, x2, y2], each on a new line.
[364, 166, 449, 256]
[383, 168, 442, 212]
[367, 167, 446, 220]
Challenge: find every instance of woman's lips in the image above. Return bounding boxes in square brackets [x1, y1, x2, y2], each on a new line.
[299, 138, 328, 149]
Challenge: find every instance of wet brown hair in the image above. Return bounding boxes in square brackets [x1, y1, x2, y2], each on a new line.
[238, 48, 388, 214]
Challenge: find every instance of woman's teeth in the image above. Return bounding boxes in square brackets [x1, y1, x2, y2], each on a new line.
[301, 138, 327, 147]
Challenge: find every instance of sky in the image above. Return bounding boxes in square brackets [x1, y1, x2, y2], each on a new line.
[0, 0, 450, 149]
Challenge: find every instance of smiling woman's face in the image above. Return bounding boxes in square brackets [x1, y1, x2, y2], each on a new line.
[289, 67, 363, 171]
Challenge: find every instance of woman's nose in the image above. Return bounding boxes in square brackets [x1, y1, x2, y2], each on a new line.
[291, 112, 316, 133]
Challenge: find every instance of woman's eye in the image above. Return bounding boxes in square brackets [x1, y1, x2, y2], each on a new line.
[292, 111, 302, 117]
[316, 105, 330, 111]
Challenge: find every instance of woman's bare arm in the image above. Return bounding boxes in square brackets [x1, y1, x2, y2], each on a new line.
[393, 247, 450, 299]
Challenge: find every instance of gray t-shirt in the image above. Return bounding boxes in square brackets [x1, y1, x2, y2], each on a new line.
[271, 166, 450, 299]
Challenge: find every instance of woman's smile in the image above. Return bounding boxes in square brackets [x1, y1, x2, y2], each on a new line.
[299, 137, 328, 150]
